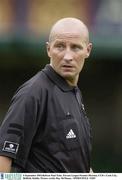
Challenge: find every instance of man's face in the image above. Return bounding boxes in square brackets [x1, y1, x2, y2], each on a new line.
[47, 32, 92, 84]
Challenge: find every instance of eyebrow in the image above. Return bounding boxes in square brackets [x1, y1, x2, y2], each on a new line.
[54, 40, 66, 44]
[54, 40, 84, 46]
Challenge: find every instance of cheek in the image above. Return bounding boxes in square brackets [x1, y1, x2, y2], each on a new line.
[52, 51, 63, 61]
[51, 53, 62, 67]
[77, 58, 85, 71]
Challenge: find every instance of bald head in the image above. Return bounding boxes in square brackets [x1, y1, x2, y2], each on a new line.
[49, 17, 89, 44]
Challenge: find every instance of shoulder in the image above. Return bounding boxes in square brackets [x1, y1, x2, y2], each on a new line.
[12, 70, 53, 102]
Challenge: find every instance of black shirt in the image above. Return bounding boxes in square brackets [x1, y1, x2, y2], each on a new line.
[0, 64, 92, 172]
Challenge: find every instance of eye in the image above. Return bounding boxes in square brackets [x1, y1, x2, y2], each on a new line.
[72, 45, 83, 51]
[55, 43, 65, 51]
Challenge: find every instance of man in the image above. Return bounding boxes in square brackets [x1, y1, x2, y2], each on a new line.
[0, 17, 92, 172]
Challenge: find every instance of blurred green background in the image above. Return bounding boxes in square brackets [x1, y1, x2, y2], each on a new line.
[0, 0, 122, 172]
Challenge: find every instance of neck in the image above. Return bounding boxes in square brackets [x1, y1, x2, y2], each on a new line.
[66, 76, 79, 87]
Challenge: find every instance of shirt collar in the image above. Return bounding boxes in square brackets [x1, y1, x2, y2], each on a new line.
[42, 64, 75, 92]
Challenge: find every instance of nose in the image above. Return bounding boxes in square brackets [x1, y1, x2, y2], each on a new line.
[63, 48, 73, 62]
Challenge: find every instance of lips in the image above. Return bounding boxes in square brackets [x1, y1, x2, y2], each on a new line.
[61, 65, 74, 72]
[62, 65, 73, 68]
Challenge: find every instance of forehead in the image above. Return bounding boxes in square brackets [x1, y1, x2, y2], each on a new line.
[51, 32, 86, 44]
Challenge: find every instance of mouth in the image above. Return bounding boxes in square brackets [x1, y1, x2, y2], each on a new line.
[61, 65, 74, 72]
[62, 65, 73, 68]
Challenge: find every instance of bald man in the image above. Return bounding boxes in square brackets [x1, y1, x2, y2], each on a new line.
[0, 17, 93, 173]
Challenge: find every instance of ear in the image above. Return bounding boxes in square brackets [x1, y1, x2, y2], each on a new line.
[46, 42, 51, 58]
[86, 43, 92, 58]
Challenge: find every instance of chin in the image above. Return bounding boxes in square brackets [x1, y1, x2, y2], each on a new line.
[61, 73, 74, 79]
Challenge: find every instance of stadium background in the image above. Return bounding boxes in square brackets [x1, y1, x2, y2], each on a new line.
[0, 0, 122, 172]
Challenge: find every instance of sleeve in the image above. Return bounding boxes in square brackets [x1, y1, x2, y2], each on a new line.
[0, 88, 43, 168]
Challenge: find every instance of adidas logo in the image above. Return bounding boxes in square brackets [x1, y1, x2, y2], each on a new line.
[66, 129, 76, 139]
